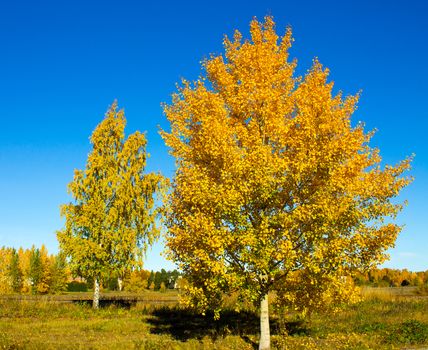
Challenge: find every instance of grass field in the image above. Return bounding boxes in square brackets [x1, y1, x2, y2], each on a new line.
[0, 288, 427, 349]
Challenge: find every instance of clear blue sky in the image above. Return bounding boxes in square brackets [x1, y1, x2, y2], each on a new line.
[0, 0, 427, 271]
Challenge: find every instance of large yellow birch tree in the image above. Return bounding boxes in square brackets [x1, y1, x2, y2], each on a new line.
[58, 101, 164, 308]
[161, 17, 412, 350]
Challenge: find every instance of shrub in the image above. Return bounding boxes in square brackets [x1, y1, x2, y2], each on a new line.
[67, 281, 88, 292]
[386, 320, 428, 344]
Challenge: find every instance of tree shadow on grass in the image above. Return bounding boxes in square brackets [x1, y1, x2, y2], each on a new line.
[73, 299, 136, 309]
[146, 307, 309, 348]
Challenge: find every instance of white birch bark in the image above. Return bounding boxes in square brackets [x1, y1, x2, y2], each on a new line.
[93, 277, 100, 309]
[259, 293, 270, 350]
[118, 277, 123, 291]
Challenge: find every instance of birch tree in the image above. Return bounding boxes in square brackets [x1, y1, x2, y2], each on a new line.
[58, 101, 164, 308]
[161, 17, 412, 350]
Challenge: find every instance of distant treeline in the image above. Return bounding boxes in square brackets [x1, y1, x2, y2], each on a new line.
[0, 245, 181, 294]
[2, 245, 425, 294]
[0, 245, 68, 294]
[354, 268, 428, 287]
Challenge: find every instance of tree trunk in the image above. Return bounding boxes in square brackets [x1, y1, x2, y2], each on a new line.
[259, 293, 270, 350]
[93, 277, 100, 309]
[118, 277, 123, 291]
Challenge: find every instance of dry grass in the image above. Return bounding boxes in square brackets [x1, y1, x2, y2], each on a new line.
[360, 286, 419, 301]
[0, 289, 427, 349]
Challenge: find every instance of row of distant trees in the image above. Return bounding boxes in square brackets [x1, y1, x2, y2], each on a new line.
[0, 245, 180, 294]
[354, 268, 428, 288]
[115, 269, 182, 292]
[2, 244, 426, 295]
[0, 245, 68, 294]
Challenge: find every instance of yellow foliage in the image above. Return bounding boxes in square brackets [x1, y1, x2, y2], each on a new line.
[161, 16, 412, 314]
[57, 101, 165, 282]
[0, 247, 13, 294]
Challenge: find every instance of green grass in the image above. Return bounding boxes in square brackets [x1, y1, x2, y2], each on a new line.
[0, 289, 427, 349]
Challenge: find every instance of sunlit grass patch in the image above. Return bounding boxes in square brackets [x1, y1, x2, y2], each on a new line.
[361, 286, 395, 301]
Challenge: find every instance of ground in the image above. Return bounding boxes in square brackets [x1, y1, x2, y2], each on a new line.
[0, 288, 427, 349]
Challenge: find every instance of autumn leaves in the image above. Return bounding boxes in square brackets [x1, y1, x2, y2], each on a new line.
[57, 102, 164, 308]
[58, 16, 411, 349]
[161, 17, 411, 350]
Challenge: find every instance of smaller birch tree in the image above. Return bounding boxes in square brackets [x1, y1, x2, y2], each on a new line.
[57, 101, 164, 308]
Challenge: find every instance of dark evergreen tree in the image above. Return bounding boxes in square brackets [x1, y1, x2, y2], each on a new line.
[159, 269, 168, 288]
[154, 271, 162, 290]
[29, 248, 42, 294]
[8, 249, 22, 293]
[147, 270, 154, 289]
[50, 253, 68, 294]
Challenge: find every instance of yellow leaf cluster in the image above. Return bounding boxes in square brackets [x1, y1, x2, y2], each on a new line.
[57, 101, 165, 281]
[162, 17, 412, 313]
